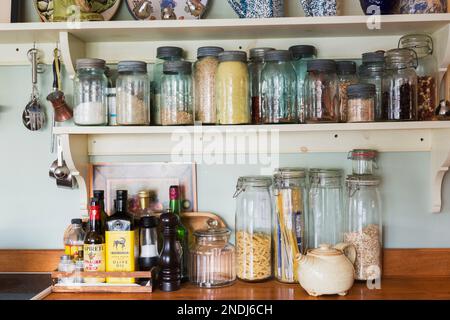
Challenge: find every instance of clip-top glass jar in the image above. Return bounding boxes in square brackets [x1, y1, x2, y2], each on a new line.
[336, 61, 358, 122]
[234, 176, 272, 282]
[73, 58, 108, 126]
[348, 149, 378, 175]
[360, 52, 386, 121]
[189, 219, 236, 288]
[344, 175, 382, 281]
[116, 61, 150, 126]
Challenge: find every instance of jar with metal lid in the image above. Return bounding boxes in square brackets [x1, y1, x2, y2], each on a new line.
[234, 176, 272, 282]
[348, 149, 378, 175]
[261, 50, 297, 124]
[382, 48, 418, 121]
[359, 52, 386, 121]
[153, 46, 184, 125]
[337, 61, 358, 122]
[273, 168, 308, 283]
[399, 34, 438, 121]
[216, 51, 250, 125]
[344, 175, 382, 281]
[116, 61, 150, 126]
[308, 169, 344, 249]
[194, 46, 224, 124]
[347, 84, 376, 123]
[161, 61, 194, 126]
[305, 59, 339, 123]
[189, 219, 236, 288]
[73, 58, 108, 126]
[289, 45, 317, 123]
[249, 48, 275, 124]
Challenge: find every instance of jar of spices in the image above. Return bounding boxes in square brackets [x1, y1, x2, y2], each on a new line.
[344, 175, 382, 281]
[289, 45, 317, 123]
[359, 52, 386, 121]
[152, 46, 184, 125]
[273, 168, 308, 284]
[189, 219, 236, 288]
[116, 61, 150, 126]
[161, 61, 194, 126]
[234, 176, 272, 282]
[305, 59, 339, 123]
[382, 48, 418, 121]
[216, 51, 250, 125]
[336, 61, 358, 122]
[347, 84, 376, 123]
[348, 149, 378, 175]
[249, 48, 275, 124]
[194, 46, 224, 124]
[261, 50, 297, 124]
[399, 34, 438, 121]
[73, 58, 108, 126]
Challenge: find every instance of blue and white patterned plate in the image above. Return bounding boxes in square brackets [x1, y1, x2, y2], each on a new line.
[126, 0, 210, 20]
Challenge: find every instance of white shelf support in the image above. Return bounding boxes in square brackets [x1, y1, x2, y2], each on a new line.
[433, 24, 450, 81]
[430, 129, 450, 213]
[59, 31, 86, 78]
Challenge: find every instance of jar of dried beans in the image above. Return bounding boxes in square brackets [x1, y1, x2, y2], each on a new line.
[399, 34, 438, 121]
[346, 83, 376, 123]
[336, 61, 358, 122]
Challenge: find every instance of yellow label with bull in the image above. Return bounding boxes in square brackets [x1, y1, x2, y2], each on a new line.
[83, 243, 106, 283]
[105, 231, 135, 284]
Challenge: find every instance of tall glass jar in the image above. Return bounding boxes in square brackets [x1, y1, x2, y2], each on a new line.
[161, 61, 194, 126]
[234, 176, 272, 282]
[216, 51, 250, 125]
[399, 34, 438, 121]
[73, 58, 108, 126]
[116, 61, 150, 126]
[249, 48, 275, 124]
[382, 48, 418, 121]
[348, 149, 378, 175]
[261, 50, 297, 124]
[152, 46, 183, 125]
[305, 60, 339, 123]
[308, 169, 344, 249]
[360, 51, 386, 121]
[289, 45, 317, 123]
[344, 175, 382, 281]
[336, 61, 358, 122]
[273, 168, 308, 284]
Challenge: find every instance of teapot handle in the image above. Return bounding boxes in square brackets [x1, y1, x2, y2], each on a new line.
[334, 243, 356, 265]
[227, 0, 245, 18]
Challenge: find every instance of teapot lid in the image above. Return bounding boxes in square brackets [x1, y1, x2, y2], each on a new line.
[309, 244, 343, 256]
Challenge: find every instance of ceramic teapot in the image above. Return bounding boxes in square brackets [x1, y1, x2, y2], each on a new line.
[227, 0, 284, 18]
[296, 243, 356, 297]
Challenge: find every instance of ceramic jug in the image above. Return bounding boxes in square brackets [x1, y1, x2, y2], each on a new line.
[300, 0, 341, 16]
[227, 0, 284, 18]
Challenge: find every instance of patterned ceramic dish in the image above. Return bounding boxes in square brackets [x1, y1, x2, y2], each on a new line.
[398, 0, 447, 14]
[300, 0, 342, 16]
[126, 0, 210, 20]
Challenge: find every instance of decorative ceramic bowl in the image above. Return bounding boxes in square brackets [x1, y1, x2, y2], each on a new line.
[126, 0, 210, 20]
[398, 0, 447, 14]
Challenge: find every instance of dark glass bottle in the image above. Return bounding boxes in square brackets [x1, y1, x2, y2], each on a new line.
[93, 190, 108, 229]
[159, 210, 181, 292]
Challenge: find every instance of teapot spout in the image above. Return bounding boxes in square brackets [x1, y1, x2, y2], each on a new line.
[227, 0, 245, 18]
[295, 252, 314, 266]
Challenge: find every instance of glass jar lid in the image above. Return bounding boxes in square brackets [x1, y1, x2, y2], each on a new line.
[362, 51, 385, 65]
[76, 58, 106, 70]
[336, 61, 357, 75]
[399, 34, 433, 57]
[117, 60, 147, 74]
[218, 51, 247, 63]
[307, 59, 336, 73]
[250, 47, 275, 62]
[347, 84, 376, 99]
[157, 46, 183, 59]
[234, 176, 272, 197]
[197, 46, 224, 59]
[194, 219, 231, 241]
[309, 168, 342, 178]
[163, 60, 192, 75]
[274, 167, 307, 179]
[385, 48, 418, 69]
[289, 45, 317, 60]
[346, 175, 381, 186]
[264, 50, 293, 62]
[348, 149, 378, 161]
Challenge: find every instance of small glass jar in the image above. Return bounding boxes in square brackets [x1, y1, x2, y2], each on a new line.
[305, 59, 339, 123]
[399, 0, 447, 13]
[261, 50, 297, 124]
[337, 61, 358, 122]
[348, 149, 378, 175]
[189, 219, 236, 288]
[234, 176, 272, 282]
[116, 61, 150, 126]
[194, 46, 224, 124]
[58, 255, 75, 284]
[308, 169, 344, 249]
[139, 215, 159, 271]
[249, 48, 275, 124]
[382, 48, 418, 121]
[360, 52, 386, 121]
[347, 84, 376, 123]
[73, 58, 108, 126]
[216, 51, 250, 125]
[344, 175, 382, 281]
[399, 34, 438, 121]
[161, 61, 194, 126]
[273, 168, 308, 284]
[289, 45, 317, 123]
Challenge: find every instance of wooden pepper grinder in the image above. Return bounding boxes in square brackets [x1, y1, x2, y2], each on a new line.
[158, 210, 181, 292]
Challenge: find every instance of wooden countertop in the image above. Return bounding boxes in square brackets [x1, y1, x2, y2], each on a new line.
[44, 277, 450, 300]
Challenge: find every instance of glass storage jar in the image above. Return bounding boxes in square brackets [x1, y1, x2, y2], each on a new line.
[116, 61, 150, 126]
[305, 59, 339, 123]
[347, 84, 376, 123]
[399, 0, 447, 13]
[189, 219, 236, 288]
[382, 48, 418, 121]
[73, 58, 108, 126]
[336, 61, 358, 122]
[308, 169, 344, 249]
[289, 45, 317, 123]
[273, 168, 308, 284]
[161, 61, 194, 126]
[344, 175, 382, 281]
[152, 46, 184, 125]
[249, 48, 275, 124]
[360, 51, 386, 121]
[261, 50, 297, 124]
[234, 176, 273, 282]
[194, 46, 224, 124]
[348, 149, 378, 175]
[399, 34, 438, 121]
[216, 51, 250, 125]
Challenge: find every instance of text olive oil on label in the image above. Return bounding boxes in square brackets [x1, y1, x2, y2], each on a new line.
[83, 244, 106, 283]
[105, 231, 135, 283]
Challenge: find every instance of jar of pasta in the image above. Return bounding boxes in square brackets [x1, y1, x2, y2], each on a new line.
[216, 51, 250, 125]
[234, 176, 272, 282]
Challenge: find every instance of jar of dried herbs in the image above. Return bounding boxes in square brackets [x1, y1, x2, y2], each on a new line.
[347, 84, 376, 123]
[336, 61, 358, 122]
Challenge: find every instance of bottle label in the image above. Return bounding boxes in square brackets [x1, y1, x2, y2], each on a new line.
[83, 243, 106, 283]
[65, 245, 83, 260]
[105, 231, 135, 284]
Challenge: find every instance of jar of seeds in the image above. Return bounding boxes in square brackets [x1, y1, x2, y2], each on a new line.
[337, 61, 358, 122]
[347, 84, 376, 123]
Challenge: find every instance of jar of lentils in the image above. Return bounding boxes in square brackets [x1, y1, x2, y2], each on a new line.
[347, 84, 376, 123]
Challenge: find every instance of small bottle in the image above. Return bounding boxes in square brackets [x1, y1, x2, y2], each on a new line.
[139, 215, 159, 271]
[64, 219, 86, 261]
[159, 210, 181, 292]
[138, 190, 154, 217]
